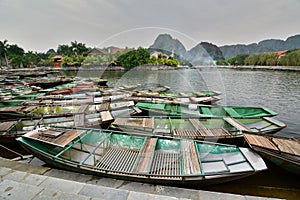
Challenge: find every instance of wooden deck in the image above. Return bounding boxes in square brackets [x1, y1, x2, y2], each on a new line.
[272, 137, 300, 156]
[0, 121, 17, 132]
[244, 133, 300, 157]
[96, 147, 139, 173]
[181, 140, 201, 175]
[150, 151, 181, 176]
[244, 134, 278, 151]
[25, 129, 85, 147]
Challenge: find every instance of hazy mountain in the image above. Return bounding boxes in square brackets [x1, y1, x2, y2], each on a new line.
[149, 33, 300, 63]
[221, 34, 300, 59]
[149, 34, 222, 65]
[149, 34, 186, 59]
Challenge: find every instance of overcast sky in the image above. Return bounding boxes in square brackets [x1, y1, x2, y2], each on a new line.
[1, 0, 300, 52]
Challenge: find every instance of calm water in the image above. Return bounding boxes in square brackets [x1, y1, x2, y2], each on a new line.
[98, 67, 300, 199]
[4, 67, 299, 199]
[100, 67, 300, 138]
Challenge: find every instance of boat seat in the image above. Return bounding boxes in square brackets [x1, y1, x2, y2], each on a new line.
[134, 137, 157, 173]
[224, 117, 250, 132]
[200, 107, 213, 116]
[223, 108, 240, 118]
[174, 129, 200, 139]
[181, 140, 201, 175]
[100, 111, 114, 123]
[189, 119, 214, 136]
[74, 113, 85, 127]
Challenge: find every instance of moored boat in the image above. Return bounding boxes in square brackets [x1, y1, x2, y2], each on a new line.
[244, 133, 300, 176]
[135, 102, 277, 118]
[17, 126, 267, 186]
[111, 116, 286, 144]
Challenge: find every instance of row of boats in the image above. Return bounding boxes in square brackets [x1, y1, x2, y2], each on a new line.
[0, 72, 299, 186]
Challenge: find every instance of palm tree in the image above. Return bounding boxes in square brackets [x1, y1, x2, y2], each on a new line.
[0, 40, 9, 67]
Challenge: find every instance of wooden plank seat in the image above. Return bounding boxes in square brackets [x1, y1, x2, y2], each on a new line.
[224, 117, 250, 132]
[113, 118, 154, 129]
[181, 140, 201, 175]
[77, 104, 89, 113]
[134, 137, 157, 173]
[100, 111, 114, 123]
[208, 128, 231, 136]
[98, 102, 110, 112]
[189, 119, 214, 136]
[174, 129, 200, 139]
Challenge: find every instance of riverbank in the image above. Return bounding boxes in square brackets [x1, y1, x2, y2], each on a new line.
[0, 64, 187, 73]
[0, 157, 282, 200]
[2, 64, 300, 73]
[217, 65, 300, 71]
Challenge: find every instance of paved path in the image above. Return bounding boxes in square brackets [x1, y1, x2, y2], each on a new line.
[0, 157, 279, 200]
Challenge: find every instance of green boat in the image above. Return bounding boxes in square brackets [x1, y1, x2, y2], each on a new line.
[135, 102, 278, 118]
[111, 116, 286, 144]
[17, 126, 267, 186]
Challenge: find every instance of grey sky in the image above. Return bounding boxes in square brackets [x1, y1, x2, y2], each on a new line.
[1, 0, 299, 52]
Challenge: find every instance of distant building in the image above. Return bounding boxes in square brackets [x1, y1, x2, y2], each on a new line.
[89, 48, 108, 56]
[53, 56, 63, 68]
[276, 50, 288, 58]
[150, 51, 168, 59]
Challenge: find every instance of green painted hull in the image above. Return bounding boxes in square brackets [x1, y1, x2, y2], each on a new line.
[135, 102, 277, 118]
[111, 116, 286, 145]
[17, 126, 267, 186]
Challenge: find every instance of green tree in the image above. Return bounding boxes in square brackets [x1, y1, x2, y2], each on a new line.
[0, 40, 9, 67]
[57, 44, 73, 56]
[71, 41, 89, 56]
[7, 44, 25, 56]
[227, 54, 249, 65]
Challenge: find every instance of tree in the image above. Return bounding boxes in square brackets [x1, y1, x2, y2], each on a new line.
[7, 44, 25, 56]
[227, 54, 249, 65]
[71, 41, 89, 56]
[57, 44, 73, 56]
[0, 40, 9, 67]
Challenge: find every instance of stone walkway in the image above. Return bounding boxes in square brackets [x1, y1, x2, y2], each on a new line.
[0, 157, 279, 200]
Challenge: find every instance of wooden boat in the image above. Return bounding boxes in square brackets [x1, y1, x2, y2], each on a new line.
[133, 91, 221, 98]
[135, 102, 277, 118]
[17, 126, 267, 186]
[244, 134, 300, 176]
[0, 111, 113, 145]
[110, 116, 286, 144]
[0, 119, 40, 144]
[0, 101, 141, 121]
[129, 91, 221, 105]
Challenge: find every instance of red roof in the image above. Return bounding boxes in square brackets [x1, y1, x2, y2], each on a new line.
[276, 50, 288, 55]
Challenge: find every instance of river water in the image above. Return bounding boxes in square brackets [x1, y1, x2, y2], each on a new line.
[100, 67, 299, 138]
[3, 67, 299, 199]
[98, 67, 300, 199]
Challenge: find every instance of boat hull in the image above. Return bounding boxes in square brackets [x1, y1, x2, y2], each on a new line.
[19, 140, 259, 186]
[252, 147, 300, 176]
